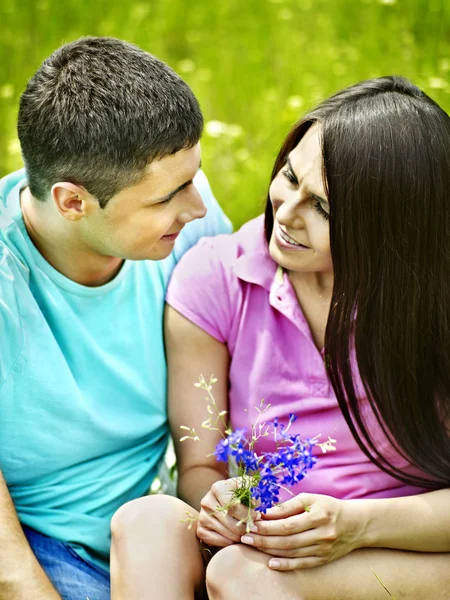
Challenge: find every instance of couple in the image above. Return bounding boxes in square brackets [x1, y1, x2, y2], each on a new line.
[0, 37, 448, 600]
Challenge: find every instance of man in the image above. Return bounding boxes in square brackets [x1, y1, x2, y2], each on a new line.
[0, 36, 231, 599]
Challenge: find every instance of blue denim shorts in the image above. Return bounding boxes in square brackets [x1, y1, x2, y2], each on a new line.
[23, 526, 110, 600]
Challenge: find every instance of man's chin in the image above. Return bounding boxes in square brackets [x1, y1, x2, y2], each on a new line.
[128, 247, 174, 262]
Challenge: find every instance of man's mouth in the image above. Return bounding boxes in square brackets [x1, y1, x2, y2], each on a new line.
[161, 229, 182, 242]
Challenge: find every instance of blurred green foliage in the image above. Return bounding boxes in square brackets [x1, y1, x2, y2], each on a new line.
[1, 0, 449, 227]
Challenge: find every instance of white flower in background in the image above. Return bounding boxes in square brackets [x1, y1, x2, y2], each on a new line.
[279, 8, 293, 20]
[0, 84, 14, 99]
[288, 95, 304, 110]
[8, 138, 21, 155]
[177, 59, 195, 73]
[227, 124, 243, 138]
[428, 77, 447, 90]
[205, 120, 243, 138]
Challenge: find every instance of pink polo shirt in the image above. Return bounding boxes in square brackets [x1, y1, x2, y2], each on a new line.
[166, 215, 430, 500]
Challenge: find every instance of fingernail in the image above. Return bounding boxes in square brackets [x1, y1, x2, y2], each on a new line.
[241, 535, 254, 545]
[269, 560, 281, 569]
[249, 525, 258, 533]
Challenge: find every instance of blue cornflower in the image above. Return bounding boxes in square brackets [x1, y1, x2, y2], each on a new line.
[228, 428, 247, 445]
[214, 438, 230, 463]
[211, 411, 327, 515]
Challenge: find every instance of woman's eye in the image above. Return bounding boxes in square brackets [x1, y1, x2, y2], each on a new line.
[313, 199, 330, 221]
[282, 168, 297, 185]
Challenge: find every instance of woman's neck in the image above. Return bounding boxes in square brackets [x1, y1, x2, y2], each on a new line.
[287, 269, 334, 352]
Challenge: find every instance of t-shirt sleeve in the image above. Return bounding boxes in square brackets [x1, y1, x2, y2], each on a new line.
[166, 235, 238, 343]
[172, 170, 233, 262]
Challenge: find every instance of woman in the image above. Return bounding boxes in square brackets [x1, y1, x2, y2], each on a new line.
[110, 77, 450, 599]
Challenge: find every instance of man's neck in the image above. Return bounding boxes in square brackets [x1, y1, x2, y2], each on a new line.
[20, 188, 124, 287]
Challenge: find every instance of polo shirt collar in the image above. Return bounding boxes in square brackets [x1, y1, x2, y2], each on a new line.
[232, 215, 279, 292]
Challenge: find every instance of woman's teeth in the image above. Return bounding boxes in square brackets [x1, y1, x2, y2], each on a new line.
[280, 227, 303, 246]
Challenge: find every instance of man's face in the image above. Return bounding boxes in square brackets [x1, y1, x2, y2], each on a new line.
[81, 143, 206, 261]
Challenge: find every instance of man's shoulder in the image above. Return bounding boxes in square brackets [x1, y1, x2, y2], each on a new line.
[0, 168, 26, 193]
[0, 169, 26, 233]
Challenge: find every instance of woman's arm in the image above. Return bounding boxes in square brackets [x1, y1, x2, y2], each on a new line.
[166, 306, 252, 547]
[165, 304, 230, 511]
[352, 488, 450, 552]
[238, 488, 450, 571]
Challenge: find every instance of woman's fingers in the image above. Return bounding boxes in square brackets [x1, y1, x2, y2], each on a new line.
[199, 511, 242, 543]
[210, 479, 259, 524]
[257, 544, 324, 558]
[267, 556, 325, 571]
[262, 493, 312, 520]
[202, 479, 259, 533]
[250, 512, 314, 537]
[200, 483, 252, 541]
[240, 529, 323, 552]
[196, 524, 235, 548]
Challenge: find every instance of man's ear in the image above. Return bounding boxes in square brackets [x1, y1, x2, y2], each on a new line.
[51, 182, 95, 221]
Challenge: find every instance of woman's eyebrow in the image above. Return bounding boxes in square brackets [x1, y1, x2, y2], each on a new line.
[286, 156, 328, 205]
[286, 156, 299, 181]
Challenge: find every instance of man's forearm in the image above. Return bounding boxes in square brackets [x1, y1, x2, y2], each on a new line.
[0, 471, 61, 599]
[350, 488, 450, 553]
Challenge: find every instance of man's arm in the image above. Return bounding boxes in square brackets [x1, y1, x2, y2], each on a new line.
[0, 470, 62, 599]
[0, 243, 61, 598]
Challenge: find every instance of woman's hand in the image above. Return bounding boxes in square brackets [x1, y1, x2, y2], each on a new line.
[240, 492, 365, 571]
[196, 478, 259, 548]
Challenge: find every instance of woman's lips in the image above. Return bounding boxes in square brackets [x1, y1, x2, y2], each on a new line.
[274, 222, 309, 250]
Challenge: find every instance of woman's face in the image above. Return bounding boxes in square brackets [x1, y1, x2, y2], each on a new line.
[269, 124, 333, 276]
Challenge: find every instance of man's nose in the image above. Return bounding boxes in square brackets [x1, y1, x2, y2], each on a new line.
[177, 188, 207, 224]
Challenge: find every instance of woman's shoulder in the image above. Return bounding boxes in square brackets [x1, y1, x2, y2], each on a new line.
[166, 218, 266, 343]
[166, 215, 266, 324]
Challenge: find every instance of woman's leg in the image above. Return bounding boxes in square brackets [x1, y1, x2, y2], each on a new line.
[206, 544, 450, 600]
[110, 495, 206, 600]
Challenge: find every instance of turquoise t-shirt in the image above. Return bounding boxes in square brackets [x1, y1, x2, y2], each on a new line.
[0, 169, 232, 571]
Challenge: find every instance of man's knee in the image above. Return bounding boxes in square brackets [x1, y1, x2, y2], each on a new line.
[111, 494, 189, 543]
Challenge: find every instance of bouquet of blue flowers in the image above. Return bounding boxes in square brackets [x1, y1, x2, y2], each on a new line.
[180, 375, 336, 530]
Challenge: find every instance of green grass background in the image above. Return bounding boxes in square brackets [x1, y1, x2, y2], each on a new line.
[1, 0, 449, 228]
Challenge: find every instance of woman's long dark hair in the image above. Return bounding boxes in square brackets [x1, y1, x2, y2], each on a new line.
[265, 77, 450, 487]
